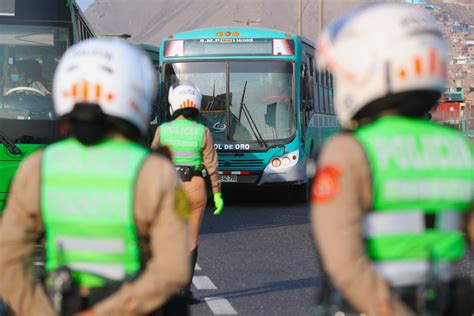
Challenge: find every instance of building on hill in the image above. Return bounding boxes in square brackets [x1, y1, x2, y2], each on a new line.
[432, 87, 474, 138]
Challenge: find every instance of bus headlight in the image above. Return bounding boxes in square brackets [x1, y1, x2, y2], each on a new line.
[269, 150, 299, 170]
[272, 158, 282, 168]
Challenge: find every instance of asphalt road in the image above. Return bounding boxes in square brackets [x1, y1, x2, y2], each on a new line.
[189, 189, 474, 316]
[190, 190, 322, 316]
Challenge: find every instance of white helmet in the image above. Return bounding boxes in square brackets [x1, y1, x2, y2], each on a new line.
[53, 38, 156, 134]
[317, 4, 448, 128]
[168, 82, 202, 116]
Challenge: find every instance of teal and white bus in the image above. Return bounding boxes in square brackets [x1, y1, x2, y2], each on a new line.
[0, 0, 95, 212]
[160, 27, 338, 200]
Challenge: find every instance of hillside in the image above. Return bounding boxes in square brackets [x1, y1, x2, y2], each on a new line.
[85, 0, 382, 45]
[85, 0, 474, 46]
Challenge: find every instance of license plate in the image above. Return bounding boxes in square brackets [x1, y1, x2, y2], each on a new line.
[219, 175, 238, 183]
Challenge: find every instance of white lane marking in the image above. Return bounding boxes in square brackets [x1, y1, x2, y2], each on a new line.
[192, 276, 217, 289]
[195, 263, 201, 271]
[204, 297, 238, 314]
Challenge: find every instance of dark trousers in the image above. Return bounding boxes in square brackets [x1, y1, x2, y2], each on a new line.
[60, 285, 189, 316]
[315, 277, 474, 316]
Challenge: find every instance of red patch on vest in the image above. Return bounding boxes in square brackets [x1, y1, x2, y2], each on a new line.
[311, 165, 341, 203]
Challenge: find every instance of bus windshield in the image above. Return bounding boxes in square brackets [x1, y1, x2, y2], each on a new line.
[0, 24, 69, 123]
[164, 61, 295, 143]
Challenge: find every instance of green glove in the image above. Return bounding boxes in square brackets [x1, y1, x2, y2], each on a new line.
[213, 192, 224, 215]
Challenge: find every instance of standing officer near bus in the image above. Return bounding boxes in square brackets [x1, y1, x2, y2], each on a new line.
[0, 39, 190, 315]
[311, 4, 474, 315]
[151, 82, 224, 304]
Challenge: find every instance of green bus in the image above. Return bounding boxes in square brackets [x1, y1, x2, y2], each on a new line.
[0, 0, 95, 212]
[160, 27, 338, 201]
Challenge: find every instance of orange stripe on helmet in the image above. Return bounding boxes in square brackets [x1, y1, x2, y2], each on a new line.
[72, 84, 78, 98]
[83, 80, 89, 101]
[95, 84, 101, 101]
[414, 57, 422, 75]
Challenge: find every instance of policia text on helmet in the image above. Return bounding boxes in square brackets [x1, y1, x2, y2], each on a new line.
[311, 3, 474, 316]
[0, 39, 191, 315]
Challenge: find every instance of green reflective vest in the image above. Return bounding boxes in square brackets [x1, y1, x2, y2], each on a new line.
[355, 116, 473, 265]
[41, 138, 148, 288]
[160, 119, 205, 170]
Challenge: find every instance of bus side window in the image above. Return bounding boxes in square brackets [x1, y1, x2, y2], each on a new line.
[318, 71, 324, 114]
[329, 73, 334, 114]
[315, 70, 321, 113]
[326, 71, 331, 114]
[76, 14, 94, 40]
[320, 71, 325, 113]
[307, 55, 315, 115]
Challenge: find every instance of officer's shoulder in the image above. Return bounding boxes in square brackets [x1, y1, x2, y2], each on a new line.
[202, 125, 211, 134]
[158, 121, 171, 129]
[15, 149, 44, 178]
[322, 133, 363, 154]
[194, 120, 207, 128]
[150, 145, 173, 160]
[144, 150, 175, 172]
[319, 133, 366, 164]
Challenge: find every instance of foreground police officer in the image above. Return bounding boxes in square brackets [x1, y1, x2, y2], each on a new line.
[152, 82, 223, 304]
[0, 39, 189, 315]
[311, 4, 474, 315]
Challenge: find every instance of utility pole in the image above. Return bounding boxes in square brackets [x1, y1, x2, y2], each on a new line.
[319, 0, 324, 35]
[298, 0, 303, 35]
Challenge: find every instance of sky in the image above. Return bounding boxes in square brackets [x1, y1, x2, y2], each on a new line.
[77, 0, 94, 10]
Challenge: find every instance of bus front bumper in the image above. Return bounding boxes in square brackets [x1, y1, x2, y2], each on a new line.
[257, 160, 306, 186]
[218, 160, 306, 186]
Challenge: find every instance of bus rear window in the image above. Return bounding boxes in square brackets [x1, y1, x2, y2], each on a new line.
[164, 38, 294, 57]
[0, 0, 15, 16]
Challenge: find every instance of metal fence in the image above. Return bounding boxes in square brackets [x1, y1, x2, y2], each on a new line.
[431, 104, 474, 139]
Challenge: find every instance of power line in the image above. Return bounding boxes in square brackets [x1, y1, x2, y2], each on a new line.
[291, 0, 312, 35]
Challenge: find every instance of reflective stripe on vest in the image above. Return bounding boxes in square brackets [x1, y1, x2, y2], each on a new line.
[363, 210, 462, 236]
[355, 116, 474, 286]
[42, 138, 148, 288]
[160, 120, 205, 169]
[363, 210, 465, 261]
[374, 261, 454, 287]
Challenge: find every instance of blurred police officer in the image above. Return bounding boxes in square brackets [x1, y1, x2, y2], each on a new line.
[152, 82, 223, 304]
[311, 4, 474, 315]
[0, 39, 189, 316]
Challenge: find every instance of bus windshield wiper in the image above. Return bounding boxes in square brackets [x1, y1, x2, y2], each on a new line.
[205, 80, 216, 111]
[237, 81, 268, 148]
[0, 131, 23, 156]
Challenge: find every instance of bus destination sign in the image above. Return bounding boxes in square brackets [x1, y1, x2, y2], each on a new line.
[164, 38, 294, 57]
[199, 38, 255, 44]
